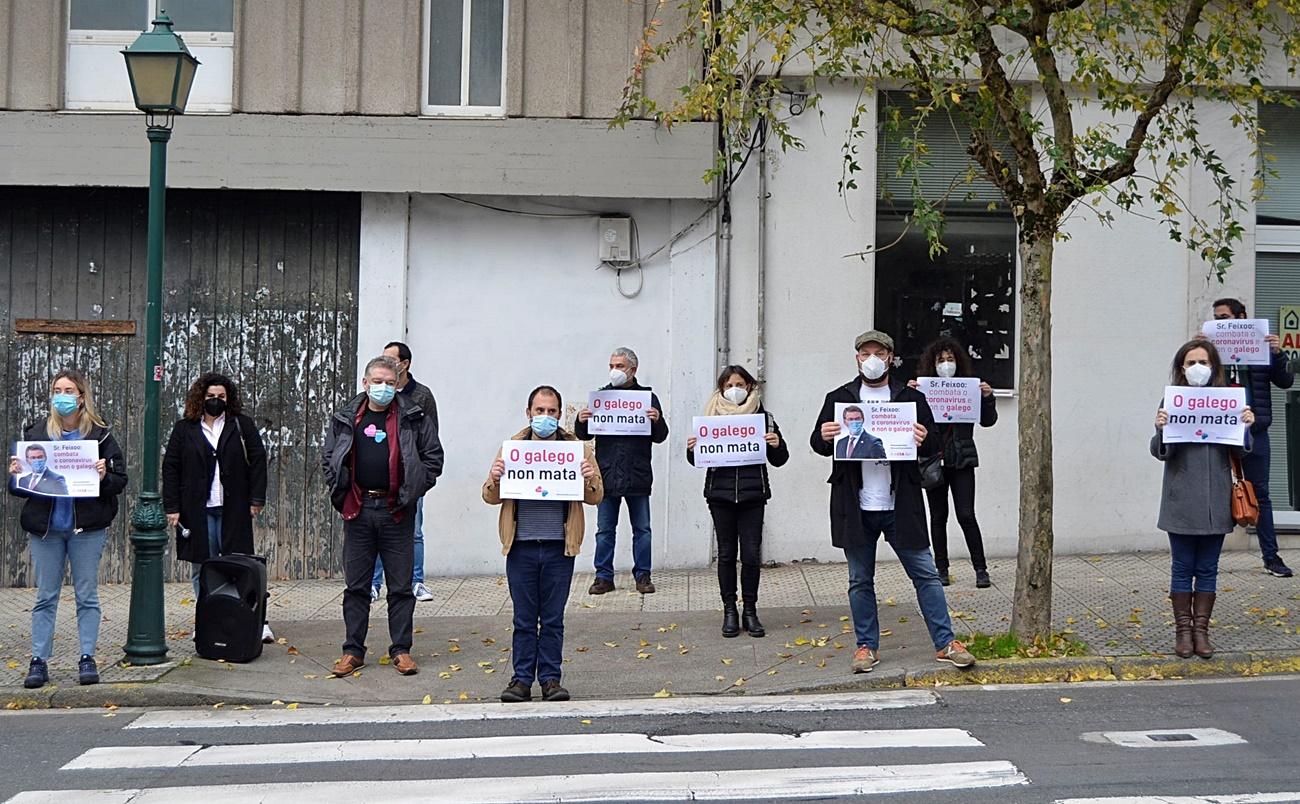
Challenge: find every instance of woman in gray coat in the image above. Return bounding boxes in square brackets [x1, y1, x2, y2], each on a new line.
[1152, 339, 1254, 659]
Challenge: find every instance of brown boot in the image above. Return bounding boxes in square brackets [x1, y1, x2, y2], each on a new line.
[1192, 591, 1216, 659]
[1170, 592, 1194, 658]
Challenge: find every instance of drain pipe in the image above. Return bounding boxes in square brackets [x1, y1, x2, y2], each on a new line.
[755, 119, 769, 383]
[716, 200, 732, 372]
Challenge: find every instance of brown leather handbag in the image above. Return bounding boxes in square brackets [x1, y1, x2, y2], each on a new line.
[1229, 452, 1260, 527]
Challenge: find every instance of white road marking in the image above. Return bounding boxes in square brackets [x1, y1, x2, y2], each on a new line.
[124, 690, 937, 730]
[62, 728, 983, 770]
[1079, 728, 1247, 749]
[11, 761, 1028, 802]
[1055, 794, 1300, 803]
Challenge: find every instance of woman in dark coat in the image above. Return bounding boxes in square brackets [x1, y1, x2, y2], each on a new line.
[686, 366, 789, 638]
[163, 372, 269, 640]
[911, 337, 998, 589]
[1152, 339, 1254, 660]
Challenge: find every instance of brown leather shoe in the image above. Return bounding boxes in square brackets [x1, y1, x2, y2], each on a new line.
[587, 578, 615, 595]
[331, 653, 364, 677]
[635, 574, 656, 594]
[392, 652, 419, 675]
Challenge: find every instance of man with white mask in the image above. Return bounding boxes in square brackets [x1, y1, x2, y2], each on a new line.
[576, 347, 669, 594]
[810, 330, 975, 674]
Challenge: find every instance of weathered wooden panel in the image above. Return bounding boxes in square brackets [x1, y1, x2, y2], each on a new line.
[0, 187, 359, 587]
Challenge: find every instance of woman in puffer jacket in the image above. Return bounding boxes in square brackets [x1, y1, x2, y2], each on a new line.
[686, 365, 788, 639]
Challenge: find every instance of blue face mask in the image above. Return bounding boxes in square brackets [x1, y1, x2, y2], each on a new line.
[52, 393, 79, 416]
[29, 458, 47, 473]
[847, 420, 865, 437]
[531, 415, 559, 438]
[367, 383, 396, 406]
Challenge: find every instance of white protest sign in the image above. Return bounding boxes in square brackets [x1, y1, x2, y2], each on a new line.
[1201, 318, 1270, 366]
[1161, 386, 1248, 445]
[833, 402, 918, 462]
[498, 441, 585, 501]
[586, 390, 652, 436]
[916, 377, 981, 424]
[13, 440, 100, 498]
[691, 414, 766, 468]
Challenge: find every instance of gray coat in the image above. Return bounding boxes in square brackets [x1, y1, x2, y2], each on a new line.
[1150, 432, 1250, 536]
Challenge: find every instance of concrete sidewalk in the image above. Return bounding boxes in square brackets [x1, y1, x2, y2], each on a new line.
[2, 548, 1298, 706]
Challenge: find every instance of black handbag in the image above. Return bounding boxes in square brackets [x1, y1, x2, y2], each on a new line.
[919, 452, 944, 489]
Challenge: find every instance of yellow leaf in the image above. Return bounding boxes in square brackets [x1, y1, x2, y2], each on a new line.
[303, 674, 318, 680]
[766, 670, 778, 676]
[733, 677, 746, 686]
[422, 694, 433, 705]
[438, 672, 452, 679]
[580, 719, 593, 725]
[575, 646, 590, 653]
[884, 598, 896, 607]
[458, 692, 469, 700]
[414, 627, 425, 634]
[720, 657, 733, 665]
[714, 675, 725, 681]
[636, 651, 652, 660]
[639, 639, 650, 647]
[1060, 697, 1073, 704]
[449, 644, 461, 653]
[286, 702, 299, 710]
[652, 688, 672, 698]
[604, 642, 619, 648]
[950, 91, 962, 104]
[271, 700, 284, 706]
[379, 655, 391, 665]
[793, 637, 810, 646]
[5, 661, 17, 670]
[276, 637, 288, 645]
[477, 661, 493, 668]
[838, 616, 850, 622]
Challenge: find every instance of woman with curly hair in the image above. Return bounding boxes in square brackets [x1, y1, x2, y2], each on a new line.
[912, 337, 998, 589]
[162, 372, 270, 641]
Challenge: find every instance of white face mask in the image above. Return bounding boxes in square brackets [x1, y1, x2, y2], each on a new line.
[609, 369, 629, 387]
[935, 361, 958, 379]
[859, 354, 888, 381]
[723, 386, 749, 405]
[1185, 363, 1213, 387]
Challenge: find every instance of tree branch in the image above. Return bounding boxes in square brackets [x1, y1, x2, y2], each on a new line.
[1024, 4, 1078, 184]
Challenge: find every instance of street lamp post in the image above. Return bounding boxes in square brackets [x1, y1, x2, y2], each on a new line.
[120, 13, 199, 666]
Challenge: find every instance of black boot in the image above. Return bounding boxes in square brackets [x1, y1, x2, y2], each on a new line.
[721, 602, 740, 638]
[741, 604, 765, 638]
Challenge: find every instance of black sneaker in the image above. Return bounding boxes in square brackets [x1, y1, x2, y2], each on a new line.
[1265, 559, 1294, 578]
[23, 657, 48, 689]
[500, 679, 531, 703]
[975, 571, 992, 589]
[541, 680, 571, 702]
[939, 571, 952, 587]
[78, 655, 100, 686]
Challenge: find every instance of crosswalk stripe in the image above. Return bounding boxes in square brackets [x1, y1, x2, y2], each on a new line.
[12, 760, 1028, 802]
[1050, 790, 1300, 796]
[124, 690, 937, 730]
[62, 728, 984, 770]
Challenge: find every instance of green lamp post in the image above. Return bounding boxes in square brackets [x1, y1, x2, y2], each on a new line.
[120, 12, 199, 666]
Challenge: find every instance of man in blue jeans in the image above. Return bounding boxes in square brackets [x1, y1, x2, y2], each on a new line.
[1213, 299, 1295, 577]
[810, 329, 975, 673]
[575, 347, 669, 595]
[371, 341, 441, 602]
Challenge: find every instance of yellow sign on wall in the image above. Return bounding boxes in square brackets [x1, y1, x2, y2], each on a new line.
[1282, 305, 1300, 366]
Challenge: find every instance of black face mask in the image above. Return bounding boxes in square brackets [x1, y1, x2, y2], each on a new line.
[204, 397, 228, 417]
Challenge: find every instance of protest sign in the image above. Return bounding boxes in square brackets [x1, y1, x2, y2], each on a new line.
[586, 390, 652, 436]
[1201, 318, 1270, 366]
[1161, 386, 1248, 445]
[832, 402, 918, 461]
[13, 440, 100, 498]
[916, 377, 981, 424]
[498, 440, 585, 501]
[691, 414, 766, 468]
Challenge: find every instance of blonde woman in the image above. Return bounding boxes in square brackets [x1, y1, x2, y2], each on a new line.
[7, 369, 128, 689]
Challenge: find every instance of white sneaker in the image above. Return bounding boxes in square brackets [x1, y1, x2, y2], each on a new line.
[414, 582, 434, 602]
[370, 586, 381, 604]
[261, 624, 275, 644]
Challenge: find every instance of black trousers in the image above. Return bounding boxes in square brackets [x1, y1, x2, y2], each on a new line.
[926, 466, 987, 573]
[709, 500, 765, 604]
[342, 499, 416, 659]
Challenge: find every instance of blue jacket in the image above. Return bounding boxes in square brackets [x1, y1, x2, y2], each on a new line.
[1227, 351, 1294, 435]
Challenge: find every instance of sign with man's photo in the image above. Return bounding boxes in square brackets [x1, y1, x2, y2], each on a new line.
[832, 402, 918, 462]
[12, 440, 101, 497]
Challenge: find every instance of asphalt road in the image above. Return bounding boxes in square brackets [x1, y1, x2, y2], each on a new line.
[2, 676, 1298, 802]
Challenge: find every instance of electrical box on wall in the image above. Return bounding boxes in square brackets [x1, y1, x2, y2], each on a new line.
[598, 217, 632, 262]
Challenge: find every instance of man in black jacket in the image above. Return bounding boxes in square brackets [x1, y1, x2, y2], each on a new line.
[575, 346, 669, 594]
[1213, 299, 1296, 577]
[811, 330, 974, 675]
[322, 356, 444, 678]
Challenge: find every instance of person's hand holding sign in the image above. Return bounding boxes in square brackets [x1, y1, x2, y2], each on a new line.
[1266, 334, 1281, 355]
[489, 457, 506, 482]
[819, 421, 841, 443]
[764, 432, 781, 448]
[913, 423, 928, 446]
[8, 456, 20, 476]
[980, 382, 993, 397]
[686, 436, 697, 449]
[577, 406, 592, 423]
[1155, 408, 1169, 430]
[1243, 406, 1256, 426]
[581, 460, 595, 480]
[95, 459, 106, 479]
[166, 513, 180, 528]
[647, 407, 661, 422]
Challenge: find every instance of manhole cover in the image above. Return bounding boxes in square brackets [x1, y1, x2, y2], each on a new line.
[1081, 728, 1247, 748]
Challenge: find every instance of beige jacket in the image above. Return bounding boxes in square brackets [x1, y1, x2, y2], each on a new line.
[482, 427, 603, 557]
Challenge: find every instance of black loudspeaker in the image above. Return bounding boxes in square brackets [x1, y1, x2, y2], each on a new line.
[195, 554, 268, 663]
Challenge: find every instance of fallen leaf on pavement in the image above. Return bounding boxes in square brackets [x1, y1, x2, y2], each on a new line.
[286, 703, 299, 710]
[422, 694, 433, 704]
[652, 688, 672, 698]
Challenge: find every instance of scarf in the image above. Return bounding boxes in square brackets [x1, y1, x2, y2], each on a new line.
[703, 389, 762, 417]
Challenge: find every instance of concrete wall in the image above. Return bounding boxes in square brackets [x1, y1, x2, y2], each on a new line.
[358, 192, 717, 576]
[2, 0, 697, 117]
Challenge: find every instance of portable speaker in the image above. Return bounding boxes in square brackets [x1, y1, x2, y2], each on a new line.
[195, 554, 268, 663]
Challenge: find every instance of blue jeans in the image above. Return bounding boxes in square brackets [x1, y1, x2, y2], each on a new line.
[1169, 533, 1225, 593]
[506, 539, 575, 685]
[190, 507, 224, 597]
[1242, 431, 1279, 563]
[28, 528, 109, 660]
[594, 495, 652, 581]
[844, 510, 956, 651]
[373, 497, 424, 589]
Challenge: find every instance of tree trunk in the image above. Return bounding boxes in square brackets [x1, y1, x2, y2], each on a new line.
[1010, 234, 1054, 642]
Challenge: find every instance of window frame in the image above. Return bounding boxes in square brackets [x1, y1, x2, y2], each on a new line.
[420, 0, 510, 118]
